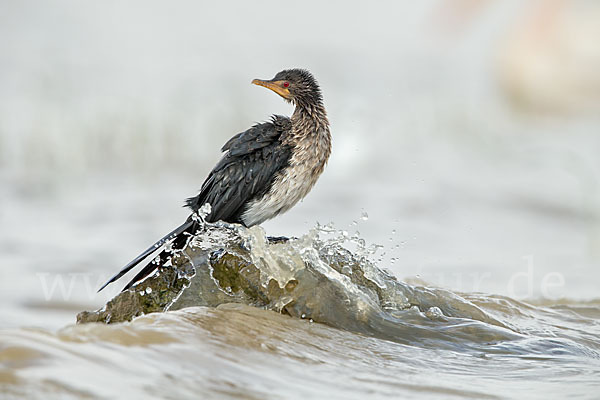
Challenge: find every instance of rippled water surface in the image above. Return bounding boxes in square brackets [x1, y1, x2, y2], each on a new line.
[2, 301, 600, 400]
[2, 222, 600, 399]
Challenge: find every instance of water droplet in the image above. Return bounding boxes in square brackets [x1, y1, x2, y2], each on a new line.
[360, 212, 369, 221]
[301, 314, 306, 319]
[391, 229, 396, 234]
[309, 319, 314, 323]
[145, 287, 152, 294]
[426, 306, 444, 319]
[198, 202, 212, 219]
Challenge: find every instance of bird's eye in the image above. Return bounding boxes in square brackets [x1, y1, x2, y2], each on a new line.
[283, 81, 290, 88]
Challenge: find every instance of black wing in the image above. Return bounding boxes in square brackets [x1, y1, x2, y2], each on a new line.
[186, 116, 292, 225]
[99, 117, 292, 293]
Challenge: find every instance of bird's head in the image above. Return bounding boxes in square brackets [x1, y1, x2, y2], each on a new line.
[252, 68, 322, 108]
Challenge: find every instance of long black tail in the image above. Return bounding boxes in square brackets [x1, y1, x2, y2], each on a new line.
[97, 218, 197, 293]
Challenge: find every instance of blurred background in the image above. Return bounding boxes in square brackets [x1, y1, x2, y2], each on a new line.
[1, 0, 599, 329]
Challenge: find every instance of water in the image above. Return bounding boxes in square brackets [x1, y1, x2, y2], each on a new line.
[1, 224, 600, 399]
[1, 1, 600, 398]
[2, 303, 599, 400]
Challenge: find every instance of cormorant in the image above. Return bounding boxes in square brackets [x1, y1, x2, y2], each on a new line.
[98, 68, 331, 292]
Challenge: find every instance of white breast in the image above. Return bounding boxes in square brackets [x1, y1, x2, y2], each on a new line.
[241, 128, 330, 226]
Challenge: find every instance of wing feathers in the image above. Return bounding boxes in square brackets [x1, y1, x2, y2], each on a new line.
[186, 117, 292, 225]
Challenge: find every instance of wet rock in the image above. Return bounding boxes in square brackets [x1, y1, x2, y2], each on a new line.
[77, 265, 189, 324]
[77, 224, 268, 324]
[77, 223, 392, 325]
[77, 223, 519, 349]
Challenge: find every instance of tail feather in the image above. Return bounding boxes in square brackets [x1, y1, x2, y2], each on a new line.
[120, 224, 196, 292]
[97, 219, 196, 292]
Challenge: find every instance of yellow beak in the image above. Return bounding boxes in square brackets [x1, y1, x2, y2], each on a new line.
[252, 79, 291, 99]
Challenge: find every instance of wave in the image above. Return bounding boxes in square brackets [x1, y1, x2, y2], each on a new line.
[79, 222, 600, 358]
[3, 222, 600, 399]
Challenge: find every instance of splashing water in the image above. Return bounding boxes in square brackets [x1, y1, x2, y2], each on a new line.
[93, 221, 600, 359]
[2, 222, 600, 399]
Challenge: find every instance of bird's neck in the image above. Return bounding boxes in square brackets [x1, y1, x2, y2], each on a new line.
[287, 102, 332, 171]
[290, 102, 329, 137]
